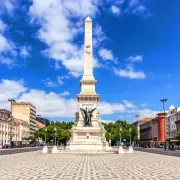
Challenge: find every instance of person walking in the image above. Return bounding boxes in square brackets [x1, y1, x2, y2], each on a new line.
[164, 142, 166, 151]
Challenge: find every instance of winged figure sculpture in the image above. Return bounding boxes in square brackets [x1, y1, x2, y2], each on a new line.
[80, 107, 96, 127]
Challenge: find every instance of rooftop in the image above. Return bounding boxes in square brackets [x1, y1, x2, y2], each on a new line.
[12, 101, 36, 109]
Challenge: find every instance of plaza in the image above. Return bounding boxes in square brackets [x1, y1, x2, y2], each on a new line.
[0, 150, 180, 180]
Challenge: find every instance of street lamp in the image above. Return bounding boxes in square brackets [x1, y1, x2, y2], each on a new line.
[129, 127, 132, 146]
[54, 127, 57, 146]
[45, 128, 47, 145]
[8, 99, 15, 148]
[160, 98, 168, 148]
[119, 125, 122, 146]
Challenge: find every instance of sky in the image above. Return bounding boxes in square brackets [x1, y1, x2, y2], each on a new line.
[0, 0, 180, 123]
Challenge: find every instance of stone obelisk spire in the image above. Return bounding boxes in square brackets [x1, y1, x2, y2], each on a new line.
[82, 16, 94, 80]
[79, 16, 97, 95]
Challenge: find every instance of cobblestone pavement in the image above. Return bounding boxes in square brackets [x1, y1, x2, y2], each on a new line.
[0, 151, 180, 180]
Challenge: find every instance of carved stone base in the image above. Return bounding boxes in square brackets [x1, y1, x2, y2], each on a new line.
[52, 146, 58, 153]
[42, 145, 48, 153]
[67, 125, 108, 151]
[118, 146, 124, 154]
[128, 146, 134, 153]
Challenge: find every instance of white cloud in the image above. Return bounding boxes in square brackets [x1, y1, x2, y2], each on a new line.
[29, 0, 100, 77]
[42, 78, 58, 88]
[0, 19, 17, 67]
[129, 0, 139, 7]
[114, 65, 146, 79]
[111, 5, 120, 15]
[139, 108, 159, 119]
[0, 34, 14, 54]
[0, 0, 16, 14]
[60, 91, 70, 96]
[0, 56, 15, 66]
[0, 79, 27, 110]
[93, 24, 106, 48]
[122, 100, 137, 109]
[133, 5, 146, 13]
[0, 79, 159, 120]
[18, 89, 78, 118]
[57, 75, 70, 85]
[57, 77, 64, 85]
[99, 48, 114, 61]
[0, 19, 7, 32]
[98, 101, 125, 114]
[127, 55, 143, 62]
[141, 103, 148, 108]
[20, 46, 31, 58]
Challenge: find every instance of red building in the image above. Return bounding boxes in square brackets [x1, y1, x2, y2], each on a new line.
[156, 112, 167, 142]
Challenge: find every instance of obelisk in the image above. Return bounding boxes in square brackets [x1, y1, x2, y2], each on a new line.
[80, 16, 97, 95]
[67, 17, 109, 151]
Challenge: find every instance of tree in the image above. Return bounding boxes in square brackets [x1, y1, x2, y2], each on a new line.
[35, 120, 137, 145]
[102, 120, 137, 145]
[176, 132, 180, 140]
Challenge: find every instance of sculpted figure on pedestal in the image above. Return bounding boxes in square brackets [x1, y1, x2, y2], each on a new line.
[80, 107, 96, 127]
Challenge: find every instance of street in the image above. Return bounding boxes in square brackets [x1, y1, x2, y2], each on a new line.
[134, 147, 180, 157]
[0, 147, 42, 156]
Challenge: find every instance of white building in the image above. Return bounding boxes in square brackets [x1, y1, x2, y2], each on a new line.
[0, 109, 30, 147]
[0, 109, 18, 147]
[166, 105, 180, 140]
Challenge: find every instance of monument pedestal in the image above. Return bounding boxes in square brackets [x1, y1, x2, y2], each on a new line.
[52, 145, 58, 153]
[128, 146, 134, 153]
[67, 125, 108, 151]
[42, 145, 48, 153]
[118, 146, 124, 154]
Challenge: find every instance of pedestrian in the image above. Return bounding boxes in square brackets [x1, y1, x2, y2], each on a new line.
[172, 144, 174, 151]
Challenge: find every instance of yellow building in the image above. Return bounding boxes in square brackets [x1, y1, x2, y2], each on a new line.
[12, 102, 36, 136]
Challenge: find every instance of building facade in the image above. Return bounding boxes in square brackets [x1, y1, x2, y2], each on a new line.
[12, 102, 36, 136]
[175, 111, 180, 132]
[36, 117, 49, 127]
[0, 109, 18, 147]
[36, 121, 46, 129]
[166, 105, 180, 140]
[152, 118, 158, 141]
[132, 118, 152, 146]
[140, 121, 152, 142]
[14, 118, 30, 145]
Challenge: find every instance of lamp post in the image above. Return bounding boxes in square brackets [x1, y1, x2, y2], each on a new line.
[8, 99, 16, 148]
[54, 127, 57, 146]
[119, 125, 122, 146]
[160, 98, 168, 149]
[135, 114, 140, 147]
[129, 127, 132, 146]
[45, 128, 47, 145]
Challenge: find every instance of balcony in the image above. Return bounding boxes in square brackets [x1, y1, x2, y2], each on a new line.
[175, 120, 180, 124]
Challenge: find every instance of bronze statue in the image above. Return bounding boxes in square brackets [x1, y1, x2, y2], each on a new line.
[80, 107, 96, 127]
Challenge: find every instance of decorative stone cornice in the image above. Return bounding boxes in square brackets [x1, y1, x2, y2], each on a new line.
[80, 79, 97, 85]
[77, 94, 100, 102]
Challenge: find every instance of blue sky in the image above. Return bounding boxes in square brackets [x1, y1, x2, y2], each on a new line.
[0, 0, 180, 122]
